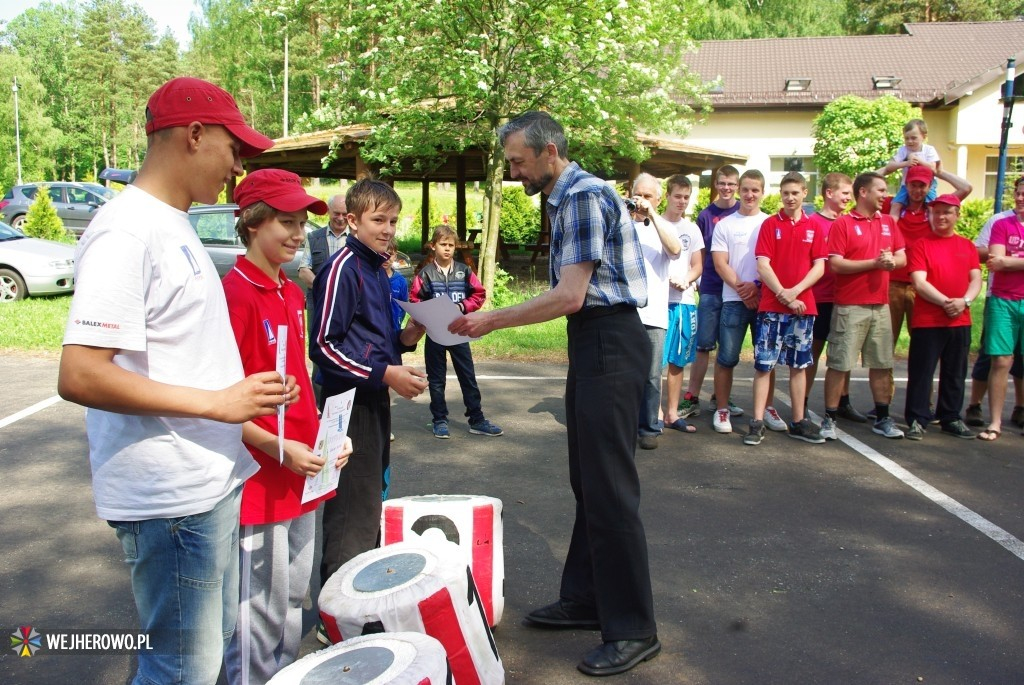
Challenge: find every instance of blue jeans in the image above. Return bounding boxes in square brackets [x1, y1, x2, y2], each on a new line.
[110, 487, 242, 685]
[425, 338, 484, 424]
[717, 301, 757, 368]
[696, 292, 723, 352]
[639, 326, 666, 437]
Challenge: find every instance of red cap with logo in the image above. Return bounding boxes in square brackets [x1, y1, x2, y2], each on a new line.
[233, 169, 329, 215]
[930, 193, 961, 208]
[905, 165, 934, 186]
[145, 77, 274, 158]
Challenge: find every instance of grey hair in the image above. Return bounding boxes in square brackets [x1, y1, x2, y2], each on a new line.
[498, 111, 568, 159]
[631, 172, 662, 198]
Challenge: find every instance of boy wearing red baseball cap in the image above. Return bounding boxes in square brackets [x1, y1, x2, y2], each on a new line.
[222, 169, 352, 684]
[59, 78, 288, 685]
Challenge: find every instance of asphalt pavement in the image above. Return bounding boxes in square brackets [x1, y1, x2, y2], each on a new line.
[2, 353, 1023, 684]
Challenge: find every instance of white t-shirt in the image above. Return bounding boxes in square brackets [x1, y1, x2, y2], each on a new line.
[635, 219, 680, 329]
[711, 211, 767, 303]
[64, 185, 258, 521]
[893, 143, 940, 184]
[664, 216, 704, 306]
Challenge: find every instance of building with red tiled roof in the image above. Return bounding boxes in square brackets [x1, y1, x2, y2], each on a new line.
[682, 20, 1024, 198]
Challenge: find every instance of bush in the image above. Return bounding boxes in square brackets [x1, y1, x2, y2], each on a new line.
[690, 187, 711, 216]
[499, 186, 540, 245]
[488, 265, 519, 308]
[760, 194, 781, 216]
[958, 198, 993, 243]
[22, 186, 74, 243]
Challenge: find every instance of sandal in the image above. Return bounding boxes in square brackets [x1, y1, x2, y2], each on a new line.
[977, 428, 1001, 442]
[667, 418, 696, 433]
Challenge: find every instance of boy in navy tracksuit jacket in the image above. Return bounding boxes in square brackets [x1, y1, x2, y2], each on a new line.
[309, 180, 426, 606]
[410, 225, 503, 438]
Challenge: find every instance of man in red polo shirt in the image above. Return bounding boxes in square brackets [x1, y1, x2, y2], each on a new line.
[903, 194, 981, 440]
[821, 172, 906, 439]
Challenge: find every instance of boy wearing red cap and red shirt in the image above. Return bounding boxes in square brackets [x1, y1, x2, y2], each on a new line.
[903, 194, 981, 440]
[59, 78, 289, 685]
[222, 169, 352, 684]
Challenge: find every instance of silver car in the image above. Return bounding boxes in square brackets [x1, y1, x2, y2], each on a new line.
[188, 204, 307, 281]
[0, 182, 116, 235]
[0, 221, 75, 301]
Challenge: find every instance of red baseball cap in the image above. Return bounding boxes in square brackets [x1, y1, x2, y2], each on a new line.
[931, 193, 961, 208]
[906, 165, 934, 186]
[145, 77, 274, 158]
[233, 169, 329, 215]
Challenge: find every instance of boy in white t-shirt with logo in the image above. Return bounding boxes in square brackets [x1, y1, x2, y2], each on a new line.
[660, 174, 704, 433]
[58, 78, 293, 685]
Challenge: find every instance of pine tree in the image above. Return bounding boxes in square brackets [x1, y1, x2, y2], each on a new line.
[22, 187, 73, 243]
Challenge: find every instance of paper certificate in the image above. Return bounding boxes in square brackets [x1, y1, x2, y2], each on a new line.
[397, 297, 480, 346]
[275, 325, 288, 465]
[301, 388, 355, 504]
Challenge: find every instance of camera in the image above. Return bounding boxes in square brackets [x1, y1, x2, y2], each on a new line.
[623, 197, 640, 212]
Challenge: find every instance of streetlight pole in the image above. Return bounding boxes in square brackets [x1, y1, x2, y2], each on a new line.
[12, 76, 23, 185]
[271, 11, 289, 137]
[994, 57, 1017, 213]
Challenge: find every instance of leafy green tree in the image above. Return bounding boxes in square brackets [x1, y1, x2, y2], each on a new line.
[498, 187, 540, 245]
[308, 0, 709, 294]
[22, 187, 73, 243]
[812, 95, 919, 180]
[844, 0, 1024, 34]
[691, 0, 846, 39]
[0, 55, 59, 190]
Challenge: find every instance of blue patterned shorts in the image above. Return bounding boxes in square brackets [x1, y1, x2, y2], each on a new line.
[754, 312, 815, 372]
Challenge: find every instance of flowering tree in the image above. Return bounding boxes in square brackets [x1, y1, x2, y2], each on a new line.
[306, 0, 708, 294]
[812, 95, 920, 181]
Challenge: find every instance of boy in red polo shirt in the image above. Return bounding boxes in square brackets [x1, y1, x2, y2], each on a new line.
[903, 194, 981, 440]
[822, 172, 906, 440]
[744, 172, 827, 445]
[222, 169, 352, 684]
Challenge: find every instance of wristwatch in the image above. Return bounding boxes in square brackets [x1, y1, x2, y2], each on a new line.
[964, 296, 972, 307]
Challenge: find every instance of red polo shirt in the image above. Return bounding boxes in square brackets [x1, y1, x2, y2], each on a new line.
[892, 204, 931, 283]
[829, 211, 905, 306]
[223, 256, 333, 525]
[756, 210, 827, 315]
[907, 233, 979, 328]
[808, 212, 838, 303]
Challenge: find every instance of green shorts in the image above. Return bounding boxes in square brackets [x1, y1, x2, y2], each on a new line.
[983, 296, 1024, 356]
[825, 304, 894, 372]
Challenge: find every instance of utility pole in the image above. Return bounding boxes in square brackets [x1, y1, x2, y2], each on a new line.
[994, 58, 1017, 213]
[13, 76, 23, 185]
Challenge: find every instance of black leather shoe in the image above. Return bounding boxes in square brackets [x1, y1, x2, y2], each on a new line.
[524, 599, 600, 630]
[578, 635, 661, 676]
[836, 404, 868, 423]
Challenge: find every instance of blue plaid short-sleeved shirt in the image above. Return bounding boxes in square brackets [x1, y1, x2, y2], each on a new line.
[546, 162, 648, 309]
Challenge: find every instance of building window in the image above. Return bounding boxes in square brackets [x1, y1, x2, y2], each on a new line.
[770, 156, 817, 194]
[985, 155, 1024, 200]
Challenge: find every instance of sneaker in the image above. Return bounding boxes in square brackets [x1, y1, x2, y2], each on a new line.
[866, 408, 878, 420]
[872, 416, 904, 439]
[941, 420, 976, 439]
[710, 394, 744, 417]
[965, 404, 984, 427]
[638, 434, 659, 450]
[432, 421, 451, 439]
[836, 404, 868, 423]
[678, 394, 701, 418]
[787, 418, 826, 444]
[469, 419, 503, 436]
[316, 619, 332, 646]
[764, 406, 787, 432]
[1012, 405, 1024, 429]
[743, 420, 765, 445]
[905, 420, 925, 441]
[713, 408, 733, 434]
[819, 416, 838, 441]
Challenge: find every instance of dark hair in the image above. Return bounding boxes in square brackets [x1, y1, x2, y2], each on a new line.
[666, 174, 692, 193]
[853, 172, 886, 198]
[346, 178, 401, 219]
[235, 201, 277, 247]
[780, 171, 806, 189]
[820, 172, 852, 198]
[1014, 176, 1024, 192]
[739, 169, 765, 190]
[498, 111, 568, 159]
[716, 165, 740, 181]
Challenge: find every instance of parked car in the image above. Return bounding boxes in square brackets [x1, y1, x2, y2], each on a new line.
[0, 182, 115, 235]
[188, 203, 307, 282]
[0, 221, 75, 302]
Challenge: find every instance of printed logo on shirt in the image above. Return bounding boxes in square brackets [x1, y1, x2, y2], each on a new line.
[297, 310, 305, 340]
[881, 224, 891, 237]
[180, 246, 202, 276]
[74, 319, 120, 330]
[680, 235, 691, 251]
[1009, 235, 1022, 248]
[454, 270, 466, 280]
[775, 228, 782, 240]
[804, 229, 815, 243]
[855, 226, 862, 236]
[263, 319, 277, 345]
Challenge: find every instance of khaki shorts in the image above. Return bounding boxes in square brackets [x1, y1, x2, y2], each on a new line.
[826, 304, 894, 372]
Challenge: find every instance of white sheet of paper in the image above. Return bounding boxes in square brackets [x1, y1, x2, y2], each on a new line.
[275, 325, 287, 466]
[397, 297, 479, 346]
[301, 389, 356, 504]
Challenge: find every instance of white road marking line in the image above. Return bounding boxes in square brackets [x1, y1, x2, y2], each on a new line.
[0, 395, 63, 430]
[774, 390, 1024, 562]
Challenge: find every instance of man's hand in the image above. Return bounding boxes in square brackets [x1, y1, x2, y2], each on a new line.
[281, 439, 327, 477]
[669, 277, 689, 292]
[210, 371, 295, 423]
[335, 436, 353, 470]
[876, 249, 896, 271]
[449, 311, 497, 338]
[776, 287, 798, 307]
[399, 318, 427, 346]
[788, 299, 807, 315]
[988, 255, 1010, 272]
[942, 297, 966, 318]
[735, 281, 759, 301]
[384, 365, 428, 399]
